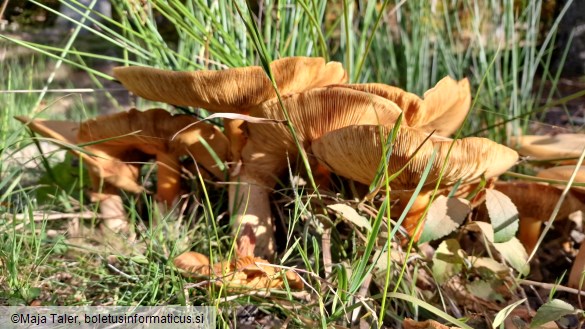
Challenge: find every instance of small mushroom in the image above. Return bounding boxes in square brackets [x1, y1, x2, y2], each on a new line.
[311, 124, 519, 239]
[16, 109, 228, 232]
[534, 165, 585, 289]
[494, 181, 584, 253]
[333, 76, 471, 136]
[113, 56, 347, 161]
[235, 87, 403, 257]
[512, 133, 585, 163]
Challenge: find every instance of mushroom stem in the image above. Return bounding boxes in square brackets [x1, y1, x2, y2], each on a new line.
[518, 216, 542, 254]
[229, 169, 275, 259]
[313, 162, 332, 189]
[224, 118, 246, 162]
[90, 189, 128, 234]
[396, 191, 432, 241]
[156, 153, 182, 206]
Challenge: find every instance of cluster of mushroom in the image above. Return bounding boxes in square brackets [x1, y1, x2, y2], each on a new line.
[498, 133, 585, 288]
[16, 109, 229, 234]
[18, 57, 523, 291]
[112, 56, 520, 263]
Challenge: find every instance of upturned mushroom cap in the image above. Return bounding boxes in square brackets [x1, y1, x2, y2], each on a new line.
[115, 57, 348, 164]
[77, 108, 228, 204]
[230, 87, 404, 257]
[244, 86, 404, 183]
[512, 133, 585, 162]
[17, 109, 229, 204]
[311, 125, 518, 189]
[333, 76, 471, 136]
[113, 56, 347, 112]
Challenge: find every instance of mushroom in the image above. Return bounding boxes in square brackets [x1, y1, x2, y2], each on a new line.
[494, 181, 584, 253]
[16, 108, 229, 232]
[535, 165, 585, 289]
[15, 116, 131, 232]
[537, 165, 585, 193]
[77, 108, 228, 204]
[332, 76, 471, 136]
[311, 124, 519, 239]
[112, 56, 347, 161]
[237, 87, 404, 257]
[173, 251, 304, 291]
[512, 133, 585, 163]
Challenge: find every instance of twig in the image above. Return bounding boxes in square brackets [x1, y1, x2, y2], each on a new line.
[106, 263, 139, 282]
[352, 273, 372, 325]
[0, 0, 8, 21]
[9, 211, 98, 221]
[322, 227, 333, 278]
[519, 279, 585, 297]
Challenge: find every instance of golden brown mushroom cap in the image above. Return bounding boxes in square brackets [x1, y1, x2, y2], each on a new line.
[78, 108, 228, 179]
[311, 125, 519, 190]
[537, 165, 585, 192]
[512, 133, 585, 161]
[496, 181, 583, 222]
[332, 76, 471, 136]
[495, 181, 585, 253]
[14, 116, 79, 144]
[113, 57, 347, 112]
[16, 109, 229, 202]
[15, 115, 144, 194]
[237, 87, 404, 189]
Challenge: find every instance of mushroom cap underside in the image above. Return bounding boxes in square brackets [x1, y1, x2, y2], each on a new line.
[15, 115, 144, 193]
[113, 56, 347, 112]
[244, 86, 404, 156]
[234, 87, 405, 185]
[16, 109, 229, 192]
[495, 181, 584, 220]
[311, 124, 519, 190]
[78, 108, 229, 176]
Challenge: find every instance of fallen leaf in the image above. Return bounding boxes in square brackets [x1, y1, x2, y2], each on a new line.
[173, 252, 304, 291]
[485, 190, 519, 243]
[403, 318, 463, 329]
[419, 196, 470, 243]
[327, 203, 372, 231]
[493, 237, 530, 276]
[432, 239, 463, 285]
[467, 256, 509, 277]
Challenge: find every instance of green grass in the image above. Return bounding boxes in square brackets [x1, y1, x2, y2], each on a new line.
[1, 0, 584, 328]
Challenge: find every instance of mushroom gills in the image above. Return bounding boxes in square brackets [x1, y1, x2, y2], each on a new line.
[311, 124, 519, 240]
